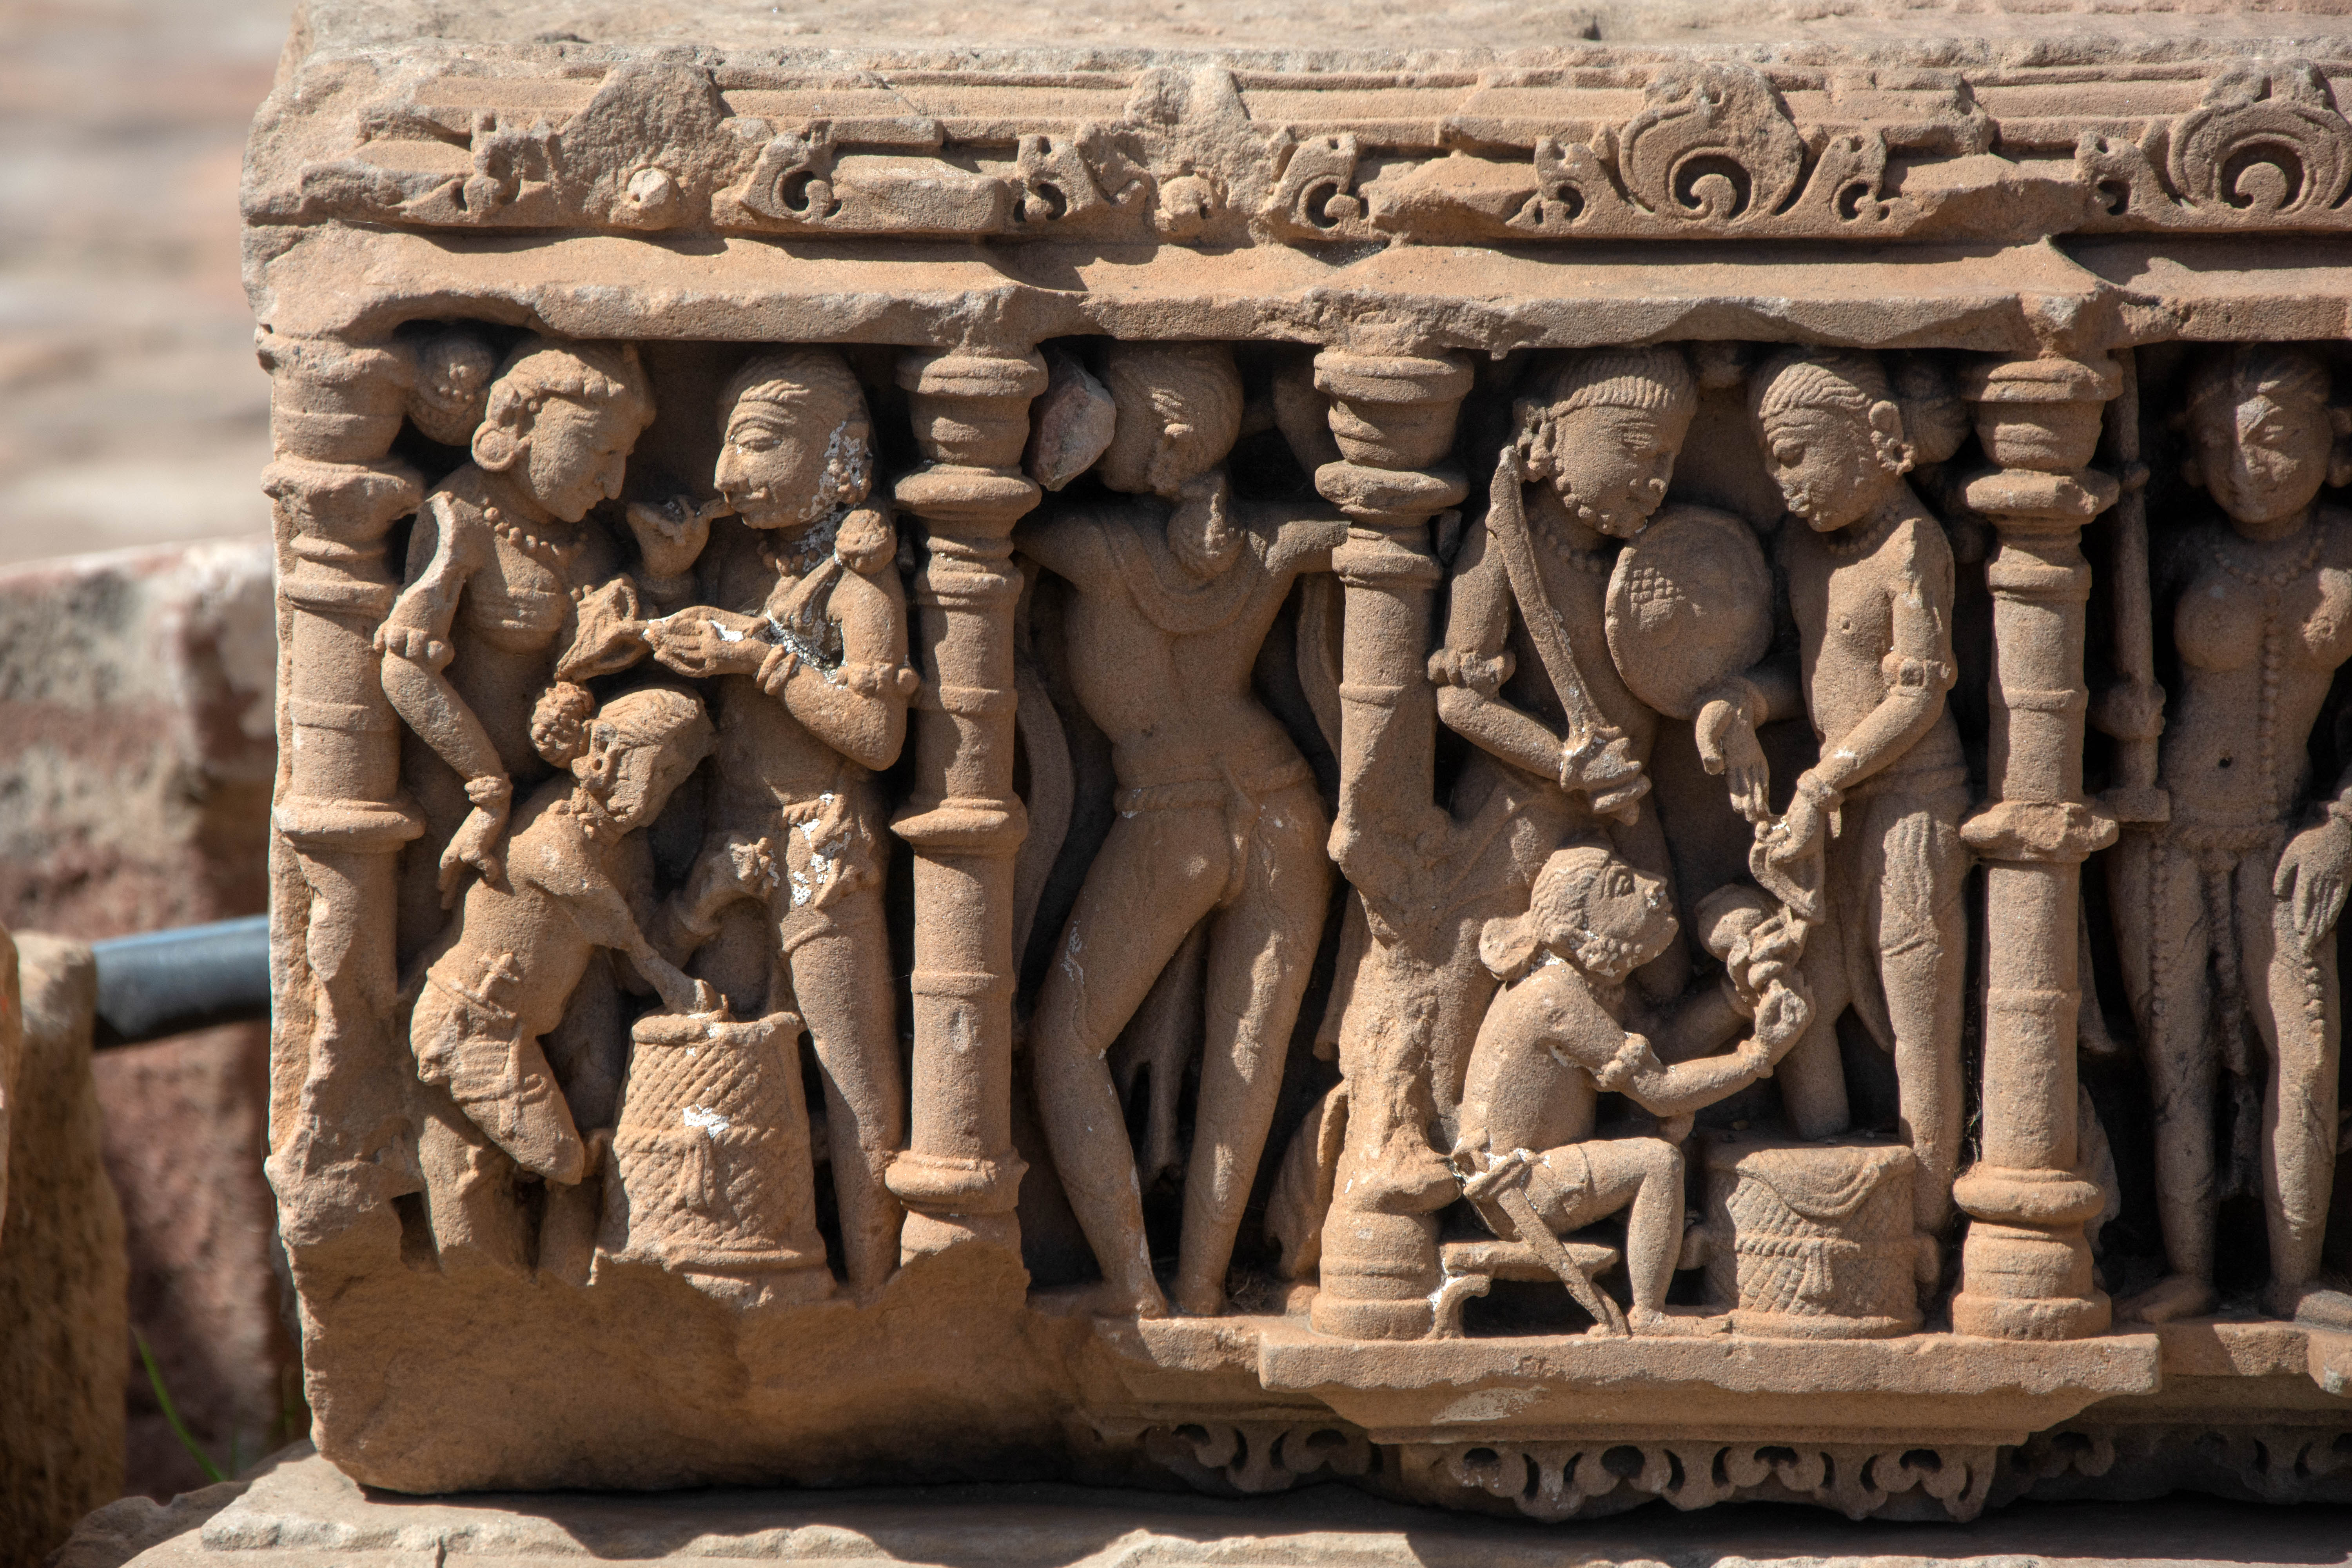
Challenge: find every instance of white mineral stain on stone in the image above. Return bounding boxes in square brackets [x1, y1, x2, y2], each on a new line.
[788, 794, 839, 908]
[1432, 1388, 1540, 1422]
[682, 1105, 729, 1137]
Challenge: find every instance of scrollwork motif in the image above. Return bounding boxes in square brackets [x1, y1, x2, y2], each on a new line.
[1616, 63, 1808, 227]
[2169, 62, 2352, 220]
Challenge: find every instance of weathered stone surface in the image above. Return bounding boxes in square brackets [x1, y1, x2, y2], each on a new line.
[244, 0, 2352, 1525]
[2, 935, 127, 1565]
[0, 541, 274, 934]
[53, 1442, 2352, 1568]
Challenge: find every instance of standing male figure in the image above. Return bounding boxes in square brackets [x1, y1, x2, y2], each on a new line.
[642, 348, 920, 1298]
[1748, 347, 1971, 1236]
[1020, 340, 1347, 1317]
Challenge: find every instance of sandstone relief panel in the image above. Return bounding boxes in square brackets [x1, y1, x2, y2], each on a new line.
[247, 8, 2352, 1524]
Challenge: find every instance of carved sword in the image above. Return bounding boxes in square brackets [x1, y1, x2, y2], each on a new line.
[1484, 451, 1649, 823]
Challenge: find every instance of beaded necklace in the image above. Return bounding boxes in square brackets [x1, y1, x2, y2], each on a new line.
[1818, 506, 1900, 561]
[483, 504, 584, 568]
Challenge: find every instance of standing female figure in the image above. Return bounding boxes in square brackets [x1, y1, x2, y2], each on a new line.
[2113, 344, 2352, 1327]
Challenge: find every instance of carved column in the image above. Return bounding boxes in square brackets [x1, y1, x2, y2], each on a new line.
[887, 346, 1047, 1263]
[1314, 348, 1474, 902]
[1309, 345, 1473, 1341]
[257, 329, 426, 1254]
[1953, 353, 2123, 1340]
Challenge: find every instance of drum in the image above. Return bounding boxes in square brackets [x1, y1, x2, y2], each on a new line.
[1605, 503, 1773, 719]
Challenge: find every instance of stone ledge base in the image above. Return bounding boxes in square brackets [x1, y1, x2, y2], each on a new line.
[55, 1443, 2352, 1568]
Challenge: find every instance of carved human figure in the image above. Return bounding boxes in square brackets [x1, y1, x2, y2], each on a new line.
[379, 337, 661, 922]
[2112, 343, 2352, 1327]
[1020, 340, 1347, 1317]
[1453, 846, 1809, 1334]
[1745, 348, 1969, 1237]
[1429, 347, 1699, 1104]
[640, 348, 919, 1298]
[407, 686, 715, 1265]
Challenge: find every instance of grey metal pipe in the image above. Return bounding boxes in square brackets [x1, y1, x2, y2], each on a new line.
[89, 914, 271, 1048]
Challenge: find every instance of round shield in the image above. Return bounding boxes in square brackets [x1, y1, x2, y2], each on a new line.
[1605, 503, 1774, 720]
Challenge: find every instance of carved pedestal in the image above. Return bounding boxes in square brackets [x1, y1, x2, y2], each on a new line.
[1699, 1136, 1933, 1340]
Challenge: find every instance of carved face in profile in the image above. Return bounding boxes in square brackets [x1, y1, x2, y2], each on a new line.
[714, 369, 874, 532]
[1751, 352, 1912, 534]
[1543, 403, 1690, 540]
[2187, 347, 2338, 533]
[1527, 847, 1677, 983]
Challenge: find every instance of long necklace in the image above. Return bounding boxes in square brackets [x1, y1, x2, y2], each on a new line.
[2204, 522, 2322, 803]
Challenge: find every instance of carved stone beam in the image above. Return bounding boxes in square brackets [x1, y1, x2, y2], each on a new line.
[256, 330, 426, 1254]
[1312, 347, 1473, 942]
[886, 346, 1047, 1264]
[1953, 352, 2123, 1341]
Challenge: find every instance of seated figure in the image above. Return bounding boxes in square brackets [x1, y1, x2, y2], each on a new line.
[1452, 844, 1808, 1336]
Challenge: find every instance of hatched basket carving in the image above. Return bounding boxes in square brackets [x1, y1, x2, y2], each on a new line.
[1701, 1134, 1926, 1338]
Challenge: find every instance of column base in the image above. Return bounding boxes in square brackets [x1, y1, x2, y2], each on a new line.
[1310, 1207, 1439, 1341]
[1951, 1288, 2112, 1341]
[1310, 1291, 1434, 1341]
[1953, 1168, 2108, 1340]
[899, 1209, 1020, 1259]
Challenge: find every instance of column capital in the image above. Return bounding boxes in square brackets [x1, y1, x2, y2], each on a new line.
[1961, 352, 2122, 479]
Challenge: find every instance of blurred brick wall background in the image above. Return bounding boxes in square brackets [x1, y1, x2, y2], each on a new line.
[0, 0, 296, 1501]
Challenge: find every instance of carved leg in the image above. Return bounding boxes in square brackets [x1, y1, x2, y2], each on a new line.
[2123, 840, 2217, 1321]
[2240, 859, 2349, 1323]
[1031, 808, 1227, 1312]
[416, 1090, 528, 1274]
[1865, 787, 1971, 1236]
[1779, 893, 1857, 1142]
[1173, 783, 1331, 1316]
[789, 891, 906, 1298]
[1574, 1138, 1690, 1325]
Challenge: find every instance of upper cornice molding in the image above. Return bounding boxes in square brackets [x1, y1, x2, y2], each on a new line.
[246, 2, 2352, 249]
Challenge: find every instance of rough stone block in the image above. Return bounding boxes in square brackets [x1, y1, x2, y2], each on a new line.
[0, 540, 299, 1499]
[2, 934, 127, 1564]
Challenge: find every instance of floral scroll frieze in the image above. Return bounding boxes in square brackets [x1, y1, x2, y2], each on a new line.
[256, 54, 2352, 245]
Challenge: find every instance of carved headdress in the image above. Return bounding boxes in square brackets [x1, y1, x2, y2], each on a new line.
[1518, 346, 1696, 480]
